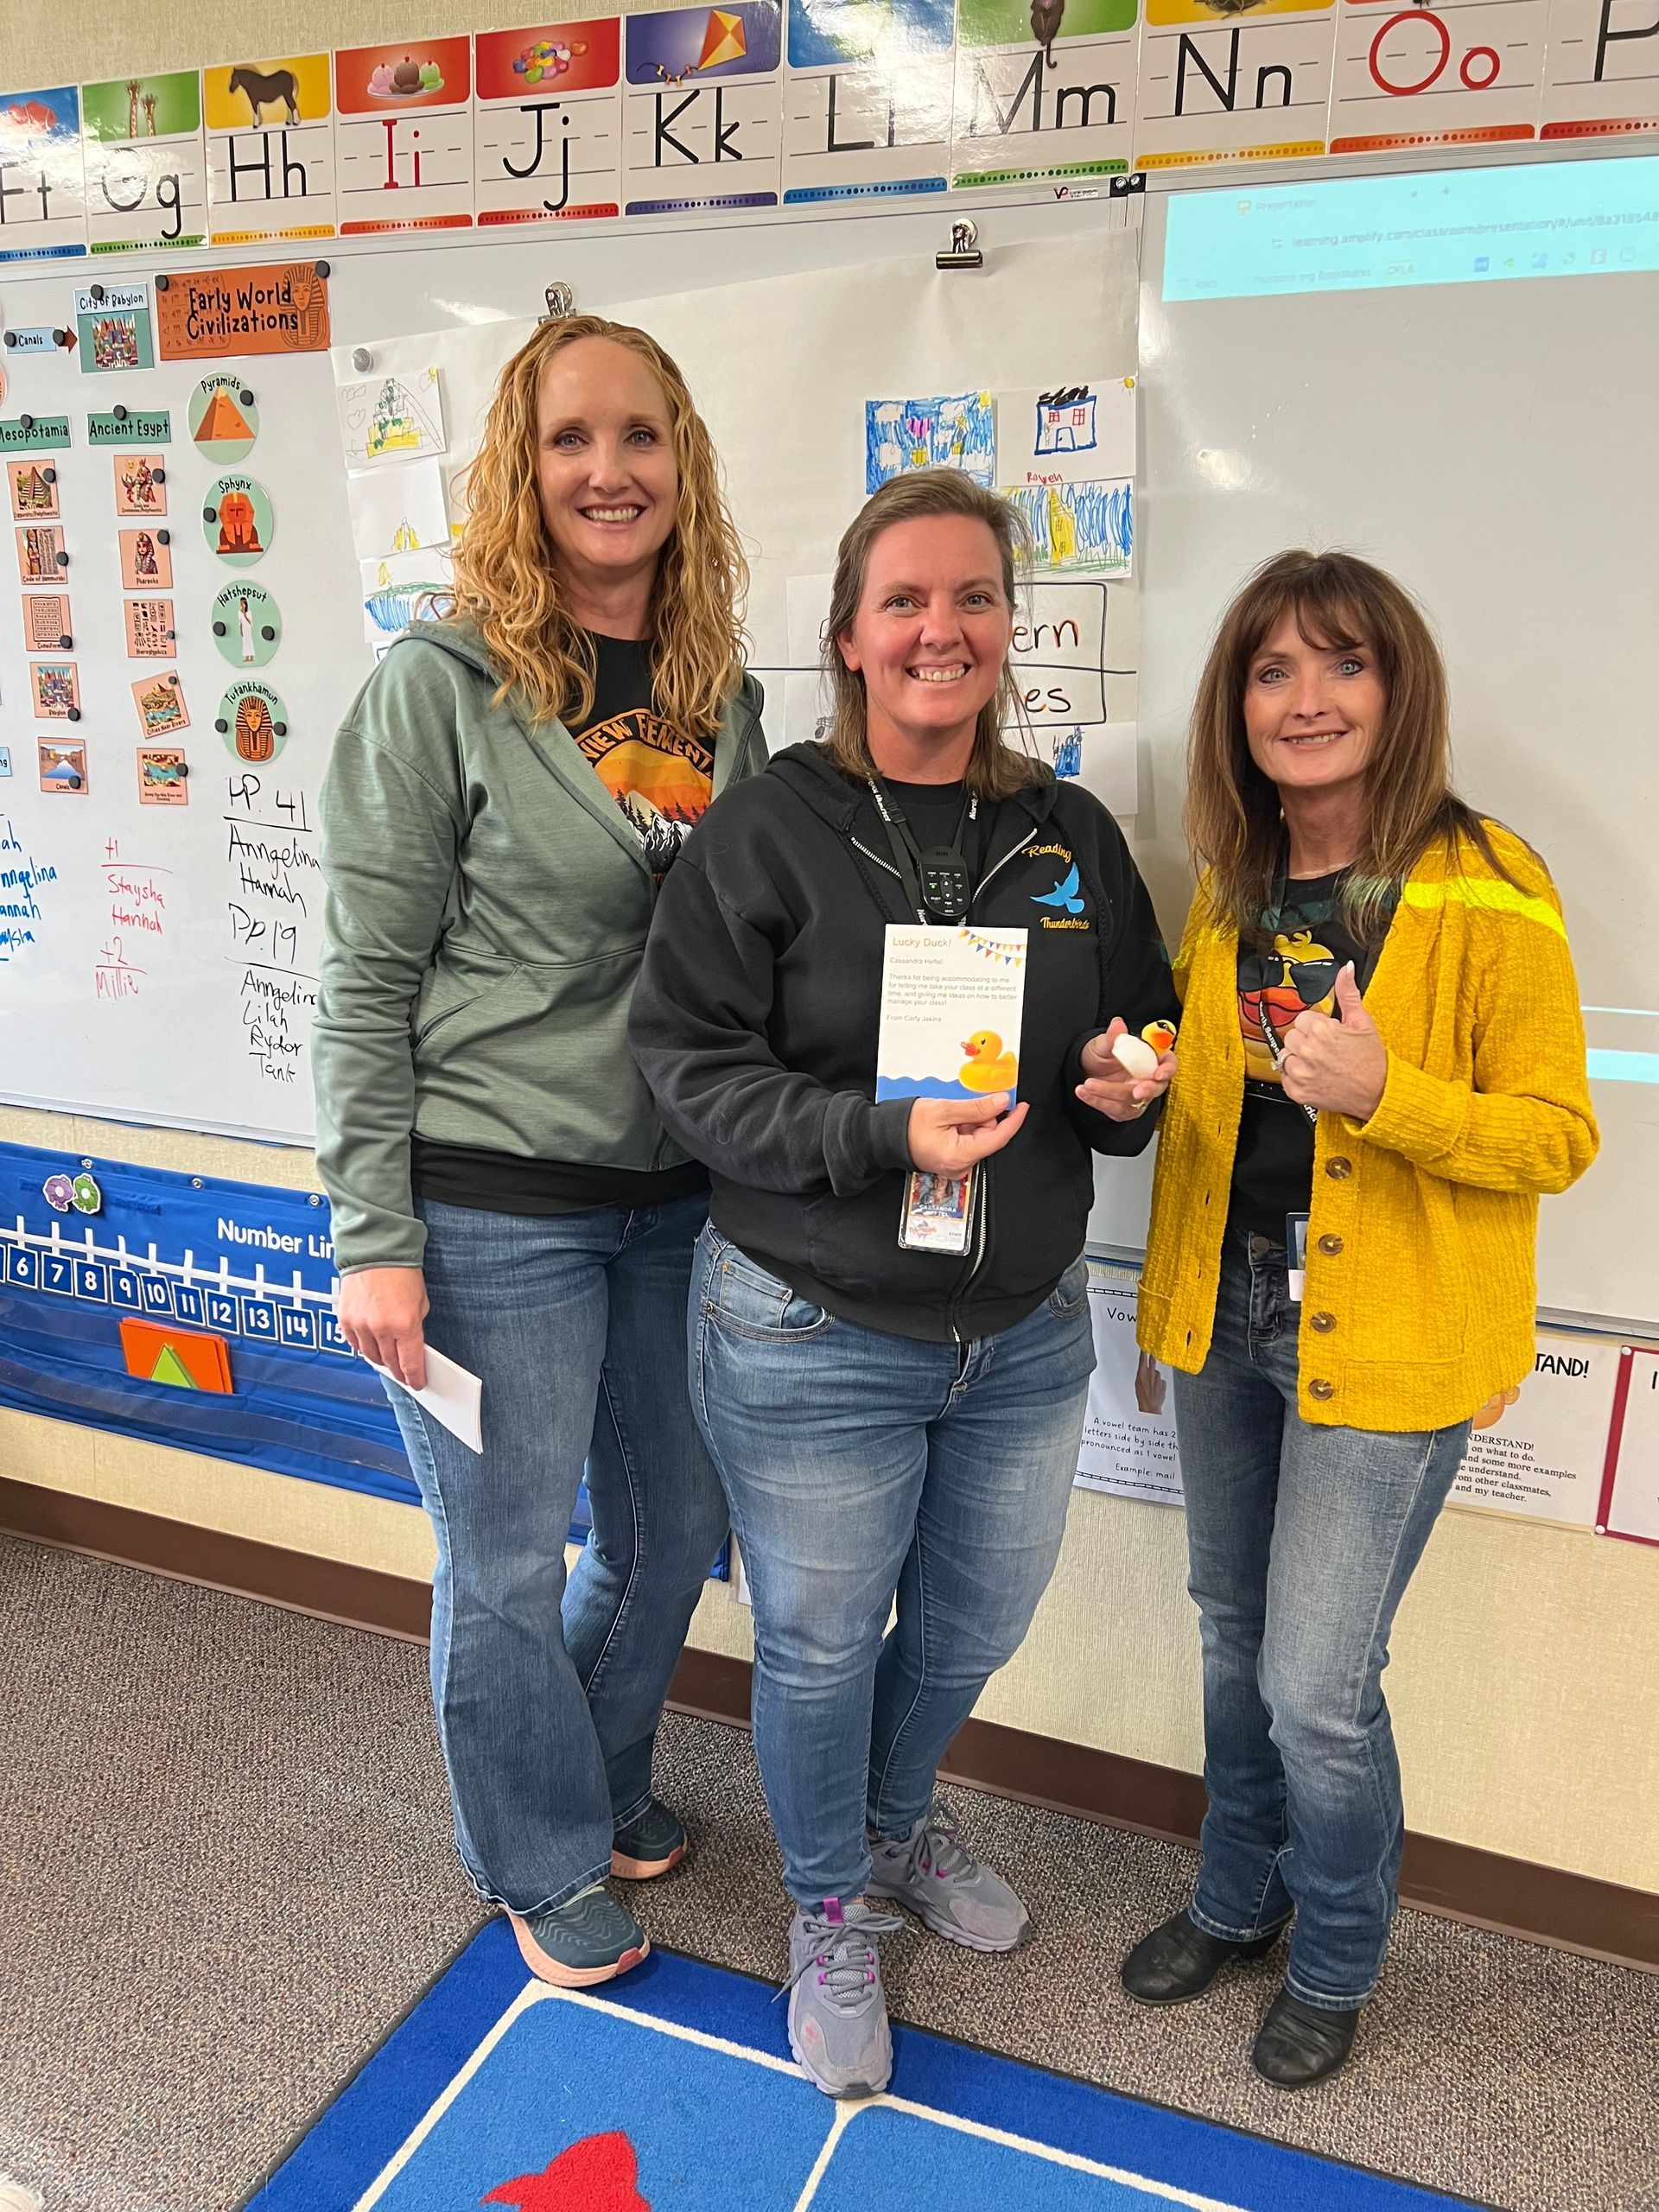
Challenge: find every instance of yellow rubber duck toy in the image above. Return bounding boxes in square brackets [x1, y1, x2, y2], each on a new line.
[959, 1032, 1019, 1093]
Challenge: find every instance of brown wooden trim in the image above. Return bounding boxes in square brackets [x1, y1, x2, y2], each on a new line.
[0, 1474, 432, 1642]
[1, 1479, 1653, 1973]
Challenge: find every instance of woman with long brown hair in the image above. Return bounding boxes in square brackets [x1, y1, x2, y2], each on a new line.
[631, 470, 1178, 2098]
[1122, 550, 1596, 2085]
[313, 316, 763, 1987]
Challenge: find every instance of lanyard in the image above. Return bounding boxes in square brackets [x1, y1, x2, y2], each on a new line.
[867, 776, 978, 927]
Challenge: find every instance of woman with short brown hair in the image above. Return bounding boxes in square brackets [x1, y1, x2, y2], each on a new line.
[1122, 550, 1597, 2085]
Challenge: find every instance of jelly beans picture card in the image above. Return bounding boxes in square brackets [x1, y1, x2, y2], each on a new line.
[124, 598, 177, 658]
[114, 451, 167, 517]
[7, 459, 58, 518]
[29, 659, 79, 718]
[118, 525, 171, 588]
[131, 669, 189, 738]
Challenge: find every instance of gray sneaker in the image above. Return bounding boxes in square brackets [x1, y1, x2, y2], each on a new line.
[867, 1807, 1030, 1953]
[784, 1899, 904, 2099]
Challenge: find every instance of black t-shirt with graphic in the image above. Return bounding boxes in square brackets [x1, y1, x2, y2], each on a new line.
[410, 631, 712, 1218]
[1228, 870, 1372, 1240]
[567, 631, 715, 880]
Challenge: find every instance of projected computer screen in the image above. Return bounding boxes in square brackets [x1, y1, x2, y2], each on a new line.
[1163, 156, 1659, 302]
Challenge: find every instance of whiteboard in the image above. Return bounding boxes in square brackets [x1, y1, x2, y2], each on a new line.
[2, 176, 1652, 1325]
[1084, 185, 1658, 1330]
[0, 197, 1137, 1146]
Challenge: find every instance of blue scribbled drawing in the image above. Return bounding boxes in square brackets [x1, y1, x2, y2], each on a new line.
[866, 391, 996, 496]
[1004, 478, 1132, 575]
[1051, 727, 1083, 779]
[1033, 387, 1097, 458]
[364, 580, 452, 637]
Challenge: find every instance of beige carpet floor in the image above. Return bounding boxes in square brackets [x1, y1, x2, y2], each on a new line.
[0, 1537, 1653, 2212]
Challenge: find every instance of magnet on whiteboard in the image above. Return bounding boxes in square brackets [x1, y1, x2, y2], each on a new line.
[71, 1173, 103, 1215]
[155, 276, 169, 291]
[113, 402, 129, 422]
[351, 347, 372, 372]
[151, 467, 165, 484]
[3, 334, 13, 349]
[156, 529, 169, 544]
[55, 550, 67, 568]
[89, 283, 106, 303]
[543, 283, 576, 320]
[315, 261, 331, 277]
[18, 413, 32, 430]
[42, 1173, 73, 1212]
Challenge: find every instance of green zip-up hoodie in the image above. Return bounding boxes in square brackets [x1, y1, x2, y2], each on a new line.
[312, 618, 767, 1273]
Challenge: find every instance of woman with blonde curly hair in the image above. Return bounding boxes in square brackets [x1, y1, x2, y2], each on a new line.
[314, 315, 764, 1987]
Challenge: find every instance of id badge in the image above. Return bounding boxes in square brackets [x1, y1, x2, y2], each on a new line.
[899, 1166, 977, 1254]
[1285, 1211, 1310, 1303]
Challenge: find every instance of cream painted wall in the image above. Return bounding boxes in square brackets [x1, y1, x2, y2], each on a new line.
[5, 1106, 1656, 1892]
[2, 0, 1656, 1899]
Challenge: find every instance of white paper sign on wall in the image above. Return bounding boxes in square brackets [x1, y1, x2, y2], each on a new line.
[1599, 1345, 1659, 1548]
[1076, 1261, 1183, 1506]
[1448, 1329, 1623, 1530]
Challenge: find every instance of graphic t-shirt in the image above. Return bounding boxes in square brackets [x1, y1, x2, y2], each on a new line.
[408, 631, 713, 1218]
[1228, 870, 1371, 1240]
[567, 631, 714, 880]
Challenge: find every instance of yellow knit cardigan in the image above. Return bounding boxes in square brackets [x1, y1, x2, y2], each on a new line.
[1137, 824, 1599, 1432]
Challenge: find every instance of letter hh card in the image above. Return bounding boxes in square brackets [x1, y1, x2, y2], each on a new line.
[876, 925, 1028, 1103]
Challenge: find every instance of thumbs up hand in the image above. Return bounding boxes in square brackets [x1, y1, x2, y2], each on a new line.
[1280, 963, 1389, 1119]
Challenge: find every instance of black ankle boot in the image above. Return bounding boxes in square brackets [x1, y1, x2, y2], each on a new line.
[1121, 1908, 1285, 2006]
[1251, 1989, 1362, 2087]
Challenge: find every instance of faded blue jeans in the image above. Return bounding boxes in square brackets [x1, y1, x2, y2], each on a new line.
[1173, 1230, 1471, 2011]
[385, 1193, 728, 1917]
[690, 1224, 1096, 1910]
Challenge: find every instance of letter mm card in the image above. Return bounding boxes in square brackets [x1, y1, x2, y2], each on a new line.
[0, 86, 89, 263]
[623, 2, 784, 215]
[203, 55, 337, 242]
[1541, 0, 1659, 141]
[80, 69, 209, 252]
[1330, 0, 1548, 153]
[334, 37, 475, 232]
[781, 0, 955, 206]
[952, 0, 1139, 188]
[1135, 0, 1337, 168]
[474, 18, 624, 224]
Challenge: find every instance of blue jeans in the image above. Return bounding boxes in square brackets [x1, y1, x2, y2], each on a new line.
[690, 1223, 1096, 1910]
[385, 1193, 728, 1916]
[1173, 1230, 1471, 2010]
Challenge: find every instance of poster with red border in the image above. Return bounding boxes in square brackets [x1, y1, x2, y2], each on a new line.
[1596, 1345, 1659, 1545]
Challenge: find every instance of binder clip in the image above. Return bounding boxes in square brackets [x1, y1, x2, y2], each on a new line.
[936, 220, 982, 271]
[543, 283, 576, 321]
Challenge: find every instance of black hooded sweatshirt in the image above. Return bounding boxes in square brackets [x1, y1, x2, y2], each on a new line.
[629, 741, 1178, 1343]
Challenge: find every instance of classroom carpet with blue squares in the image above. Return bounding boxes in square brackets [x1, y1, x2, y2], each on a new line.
[242, 1923, 1484, 2212]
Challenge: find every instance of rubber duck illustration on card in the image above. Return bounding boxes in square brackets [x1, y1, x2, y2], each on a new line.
[959, 1032, 1020, 1093]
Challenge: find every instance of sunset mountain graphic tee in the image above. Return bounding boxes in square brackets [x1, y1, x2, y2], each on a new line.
[566, 631, 714, 880]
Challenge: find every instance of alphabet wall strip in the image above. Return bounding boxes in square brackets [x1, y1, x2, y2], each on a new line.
[0, 0, 1652, 264]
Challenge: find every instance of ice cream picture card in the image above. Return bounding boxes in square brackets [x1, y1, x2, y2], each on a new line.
[875, 926, 1028, 1104]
